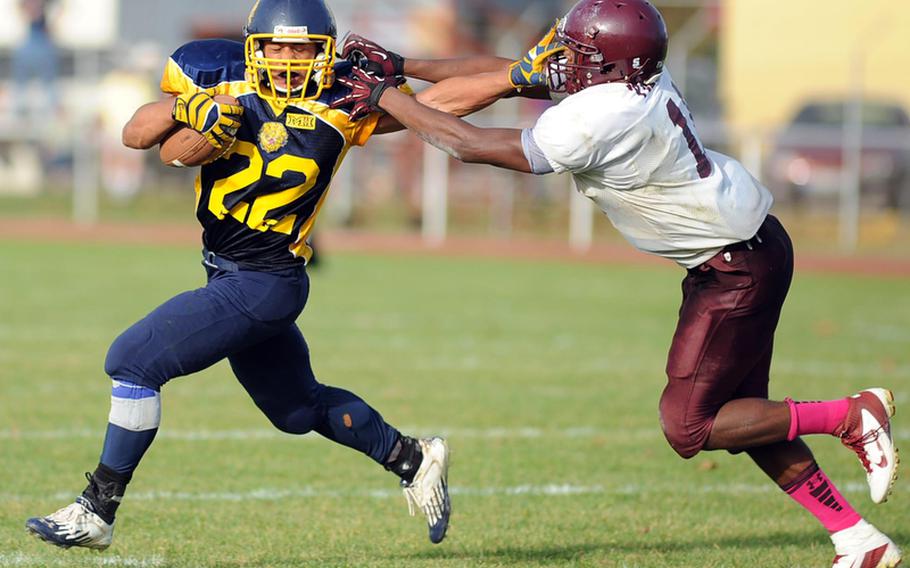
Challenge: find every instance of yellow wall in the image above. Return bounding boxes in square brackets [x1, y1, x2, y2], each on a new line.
[720, 0, 910, 131]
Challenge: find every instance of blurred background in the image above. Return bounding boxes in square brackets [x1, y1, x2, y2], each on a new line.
[0, 0, 908, 256]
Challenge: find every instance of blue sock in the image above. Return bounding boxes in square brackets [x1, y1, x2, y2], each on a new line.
[100, 423, 158, 474]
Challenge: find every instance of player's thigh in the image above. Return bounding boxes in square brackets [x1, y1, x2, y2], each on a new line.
[228, 324, 323, 431]
[666, 220, 792, 404]
[660, 288, 769, 446]
[105, 276, 288, 389]
[661, 267, 786, 456]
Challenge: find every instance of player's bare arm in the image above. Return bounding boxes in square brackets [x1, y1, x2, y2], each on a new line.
[342, 33, 512, 84]
[122, 92, 242, 152]
[333, 67, 529, 169]
[405, 56, 512, 83]
[122, 97, 178, 149]
[371, 66, 538, 135]
[372, 72, 516, 135]
[361, 30, 553, 135]
[415, 70, 517, 117]
[381, 85, 530, 172]
[370, 66, 523, 135]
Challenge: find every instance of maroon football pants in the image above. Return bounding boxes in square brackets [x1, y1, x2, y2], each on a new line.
[659, 215, 794, 459]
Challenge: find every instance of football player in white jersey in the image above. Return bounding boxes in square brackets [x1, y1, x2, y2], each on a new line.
[333, 0, 902, 565]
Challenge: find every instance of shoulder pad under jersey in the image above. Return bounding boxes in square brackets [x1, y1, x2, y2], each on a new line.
[162, 39, 246, 94]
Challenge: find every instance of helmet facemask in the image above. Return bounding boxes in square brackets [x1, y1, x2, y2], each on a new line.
[548, 33, 655, 96]
[546, 52, 569, 101]
[245, 32, 336, 104]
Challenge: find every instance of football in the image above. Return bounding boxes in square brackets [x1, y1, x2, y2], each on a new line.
[159, 94, 239, 167]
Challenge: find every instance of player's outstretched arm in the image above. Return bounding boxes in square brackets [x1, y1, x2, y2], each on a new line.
[122, 96, 179, 149]
[334, 69, 532, 172]
[341, 33, 511, 84]
[353, 23, 558, 133]
[372, 67, 522, 135]
[405, 56, 513, 84]
[415, 70, 514, 118]
[390, 86, 531, 172]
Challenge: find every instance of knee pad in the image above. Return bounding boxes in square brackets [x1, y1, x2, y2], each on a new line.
[659, 395, 706, 460]
[269, 405, 322, 435]
[109, 380, 161, 432]
[104, 327, 163, 390]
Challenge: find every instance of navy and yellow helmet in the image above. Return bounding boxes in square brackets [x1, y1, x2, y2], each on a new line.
[243, 0, 337, 103]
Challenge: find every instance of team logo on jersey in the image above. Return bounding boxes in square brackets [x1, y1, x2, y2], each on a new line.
[286, 114, 317, 130]
[258, 121, 289, 153]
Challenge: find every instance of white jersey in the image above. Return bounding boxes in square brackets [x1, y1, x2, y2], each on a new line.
[528, 70, 772, 268]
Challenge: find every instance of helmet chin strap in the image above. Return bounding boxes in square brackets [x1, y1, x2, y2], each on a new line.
[643, 69, 663, 85]
[310, 52, 329, 86]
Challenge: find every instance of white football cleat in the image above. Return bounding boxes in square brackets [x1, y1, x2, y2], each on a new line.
[835, 388, 899, 504]
[401, 437, 451, 544]
[26, 497, 113, 550]
[831, 520, 902, 568]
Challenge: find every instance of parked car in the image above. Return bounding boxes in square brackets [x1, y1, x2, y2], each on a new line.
[767, 100, 910, 209]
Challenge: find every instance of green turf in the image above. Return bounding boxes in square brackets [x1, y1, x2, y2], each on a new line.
[1, 240, 907, 567]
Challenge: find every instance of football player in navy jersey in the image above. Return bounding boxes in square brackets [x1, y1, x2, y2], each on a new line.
[24, 0, 523, 550]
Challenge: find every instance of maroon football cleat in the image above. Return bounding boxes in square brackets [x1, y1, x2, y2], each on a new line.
[835, 388, 899, 504]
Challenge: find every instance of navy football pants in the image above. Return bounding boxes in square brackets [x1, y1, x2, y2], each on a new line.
[104, 262, 399, 464]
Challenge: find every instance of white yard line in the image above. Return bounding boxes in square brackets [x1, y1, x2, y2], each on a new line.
[0, 553, 165, 567]
[1, 481, 894, 505]
[0, 426, 660, 441]
[2, 426, 907, 442]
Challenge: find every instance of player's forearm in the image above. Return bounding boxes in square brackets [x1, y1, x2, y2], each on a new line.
[404, 56, 512, 84]
[415, 70, 514, 117]
[122, 97, 179, 149]
[379, 88, 485, 162]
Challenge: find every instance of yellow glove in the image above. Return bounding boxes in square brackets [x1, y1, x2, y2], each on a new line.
[508, 20, 565, 91]
[172, 92, 243, 149]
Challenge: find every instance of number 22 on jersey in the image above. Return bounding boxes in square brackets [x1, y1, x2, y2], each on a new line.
[205, 140, 321, 235]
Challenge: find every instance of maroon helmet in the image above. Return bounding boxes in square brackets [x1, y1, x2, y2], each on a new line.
[548, 0, 668, 95]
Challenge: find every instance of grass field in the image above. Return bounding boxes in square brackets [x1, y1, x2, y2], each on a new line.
[1, 239, 908, 567]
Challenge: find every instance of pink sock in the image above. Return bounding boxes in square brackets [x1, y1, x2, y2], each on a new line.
[785, 397, 850, 440]
[782, 462, 861, 533]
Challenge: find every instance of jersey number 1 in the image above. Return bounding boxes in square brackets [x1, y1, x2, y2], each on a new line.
[666, 99, 712, 179]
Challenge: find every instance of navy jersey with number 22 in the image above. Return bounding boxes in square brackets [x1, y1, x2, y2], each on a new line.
[161, 39, 381, 269]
